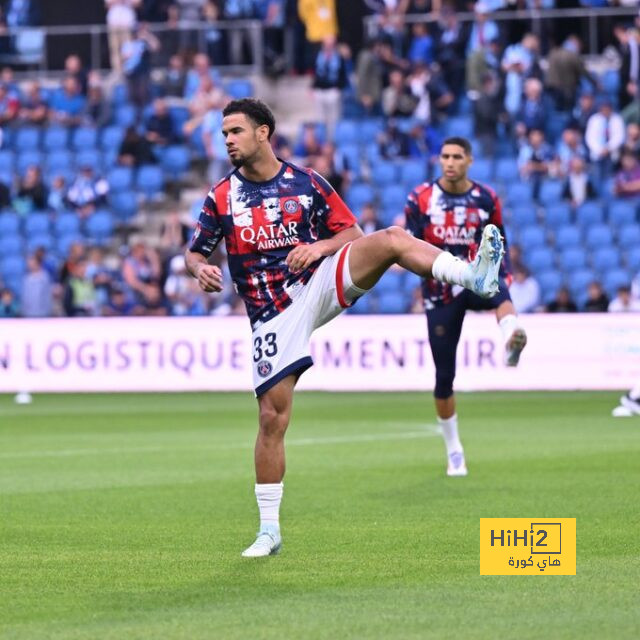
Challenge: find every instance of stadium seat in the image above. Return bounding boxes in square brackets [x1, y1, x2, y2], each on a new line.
[399, 159, 427, 187]
[159, 145, 190, 177]
[470, 158, 493, 183]
[0, 150, 14, 173]
[575, 201, 604, 226]
[115, 105, 137, 128]
[378, 290, 408, 313]
[356, 119, 384, 145]
[375, 269, 405, 294]
[42, 126, 69, 152]
[224, 79, 253, 99]
[601, 69, 620, 96]
[17, 150, 43, 175]
[334, 120, 359, 145]
[84, 210, 114, 245]
[57, 233, 84, 256]
[53, 211, 81, 237]
[109, 190, 138, 222]
[509, 206, 537, 228]
[24, 211, 51, 236]
[0, 235, 24, 256]
[608, 200, 637, 226]
[0, 211, 20, 235]
[340, 144, 361, 178]
[603, 268, 631, 297]
[591, 247, 620, 271]
[544, 203, 571, 228]
[169, 106, 190, 138]
[75, 149, 102, 173]
[136, 165, 164, 199]
[107, 166, 134, 192]
[617, 223, 640, 249]
[371, 161, 398, 186]
[346, 183, 375, 210]
[539, 180, 563, 206]
[14, 127, 40, 151]
[567, 268, 596, 297]
[557, 247, 587, 271]
[100, 125, 125, 152]
[0, 255, 26, 279]
[525, 247, 554, 272]
[72, 126, 98, 152]
[505, 182, 532, 205]
[584, 224, 613, 249]
[111, 83, 129, 106]
[380, 185, 407, 210]
[442, 116, 473, 139]
[624, 247, 640, 271]
[45, 150, 73, 175]
[495, 158, 519, 184]
[554, 225, 581, 247]
[536, 269, 562, 303]
[519, 225, 546, 250]
[26, 232, 54, 252]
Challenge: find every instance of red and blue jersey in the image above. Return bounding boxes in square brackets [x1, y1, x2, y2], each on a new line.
[189, 160, 357, 328]
[405, 180, 511, 307]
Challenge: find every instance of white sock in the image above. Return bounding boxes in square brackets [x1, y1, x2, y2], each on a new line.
[438, 413, 463, 456]
[255, 482, 283, 531]
[499, 314, 519, 343]
[629, 384, 640, 401]
[431, 252, 471, 288]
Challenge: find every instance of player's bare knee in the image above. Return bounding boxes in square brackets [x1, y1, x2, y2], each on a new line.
[381, 225, 407, 256]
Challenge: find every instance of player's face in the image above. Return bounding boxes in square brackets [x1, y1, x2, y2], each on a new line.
[439, 145, 471, 183]
[222, 113, 265, 168]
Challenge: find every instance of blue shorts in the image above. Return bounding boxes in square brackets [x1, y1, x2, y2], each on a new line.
[426, 279, 511, 399]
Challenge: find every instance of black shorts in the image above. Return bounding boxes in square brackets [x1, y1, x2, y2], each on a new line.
[426, 279, 511, 398]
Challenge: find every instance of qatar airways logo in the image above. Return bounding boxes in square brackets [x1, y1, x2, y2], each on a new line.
[240, 221, 300, 250]
[432, 225, 477, 244]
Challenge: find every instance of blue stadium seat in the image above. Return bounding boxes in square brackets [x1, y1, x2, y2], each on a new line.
[557, 247, 587, 271]
[378, 290, 408, 313]
[85, 209, 114, 245]
[17, 150, 43, 175]
[136, 165, 164, 199]
[554, 224, 581, 247]
[608, 200, 637, 226]
[100, 125, 125, 152]
[45, 150, 73, 175]
[24, 211, 50, 236]
[404, 271, 422, 294]
[371, 161, 398, 186]
[346, 183, 375, 210]
[42, 126, 69, 152]
[603, 268, 631, 297]
[0, 255, 26, 279]
[357, 119, 384, 145]
[399, 159, 427, 187]
[544, 203, 571, 228]
[110, 190, 138, 221]
[380, 185, 407, 210]
[519, 225, 546, 250]
[26, 232, 54, 252]
[584, 224, 613, 249]
[601, 69, 620, 96]
[115, 105, 137, 128]
[53, 211, 81, 237]
[111, 83, 129, 106]
[525, 247, 554, 272]
[539, 180, 563, 205]
[340, 144, 361, 178]
[57, 233, 84, 256]
[536, 269, 562, 299]
[567, 268, 596, 297]
[0, 150, 14, 173]
[107, 166, 134, 192]
[159, 145, 190, 177]
[624, 247, 640, 271]
[334, 120, 359, 145]
[505, 181, 532, 205]
[617, 223, 640, 249]
[509, 206, 537, 228]
[591, 247, 620, 271]
[224, 79, 253, 99]
[169, 106, 190, 138]
[0, 235, 23, 256]
[14, 127, 40, 151]
[378, 206, 399, 226]
[575, 201, 604, 226]
[375, 269, 405, 294]
[442, 116, 473, 139]
[72, 126, 98, 152]
[495, 158, 519, 184]
[75, 149, 102, 173]
[0, 211, 20, 235]
[470, 158, 493, 183]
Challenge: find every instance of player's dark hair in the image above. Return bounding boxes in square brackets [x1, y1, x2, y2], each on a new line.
[223, 98, 276, 139]
[442, 137, 472, 155]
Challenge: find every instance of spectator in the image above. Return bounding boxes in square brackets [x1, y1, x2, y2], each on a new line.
[18, 81, 48, 125]
[49, 76, 86, 127]
[270, 130, 292, 161]
[164, 254, 206, 315]
[517, 128, 555, 201]
[103, 283, 137, 316]
[0, 177, 10, 209]
[201, 108, 229, 184]
[509, 244, 527, 273]
[377, 118, 412, 160]
[183, 53, 221, 100]
[545, 35, 597, 111]
[473, 73, 504, 157]
[614, 151, 640, 198]
[312, 35, 349, 142]
[556, 127, 588, 176]
[407, 22, 434, 67]
[501, 33, 541, 117]
[164, 54, 186, 97]
[66, 166, 109, 217]
[466, 37, 502, 98]
[620, 122, 640, 159]
[122, 241, 167, 315]
[467, 2, 499, 56]
[63, 258, 97, 316]
[561, 156, 597, 208]
[183, 75, 227, 137]
[21, 253, 52, 317]
[358, 202, 384, 235]
[515, 77, 547, 141]
[59, 242, 86, 284]
[5, 0, 40, 27]
[509, 266, 541, 313]
[585, 98, 625, 182]
[608, 285, 640, 312]
[0, 287, 18, 317]
[121, 22, 160, 110]
[382, 69, 418, 119]
[0, 82, 19, 126]
[15, 165, 48, 212]
[224, 0, 258, 66]
[293, 122, 323, 161]
[202, 1, 226, 68]
[435, 8, 467, 99]
[105, 0, 141, 75]
[569, 92, 596, 135]
[311, 149, 344, 196]
[614, 24, 640, 111]
[583, 281, 609, 312]
[159, 210, 193, 259]
[298, 0, 338, 73]
[85, 246, 114, 310]
[118, 125, 156, 167]
[83, 82, 112, 128]
[407, 62, 454, 124]
[145, 97, 175, 146]
[47, 175, 67, 212]
[64, 54, 88, 95]
[545, 286, 578, 313]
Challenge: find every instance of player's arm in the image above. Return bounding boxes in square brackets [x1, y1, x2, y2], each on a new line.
[286, 224, 363, 273]
[185, 250, 223, 293]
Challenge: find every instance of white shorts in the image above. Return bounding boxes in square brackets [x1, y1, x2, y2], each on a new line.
[252, 242, 366, 396]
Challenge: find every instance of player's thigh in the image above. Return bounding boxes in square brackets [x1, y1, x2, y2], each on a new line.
[426, 301, 466, 369]
[347, 227, 402, 290]
[257, 374, 297, 425]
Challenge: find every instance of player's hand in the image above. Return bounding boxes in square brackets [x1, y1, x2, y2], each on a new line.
[286, 242, 324, 273]
[195, 263, 223, 292]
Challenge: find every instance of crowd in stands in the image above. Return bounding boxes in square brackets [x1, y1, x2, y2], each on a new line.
[1, 1, 640, 317]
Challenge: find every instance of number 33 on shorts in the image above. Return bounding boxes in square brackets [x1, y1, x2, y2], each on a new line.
[254, 332, 278, 378]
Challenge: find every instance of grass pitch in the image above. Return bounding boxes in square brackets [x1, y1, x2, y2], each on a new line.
[1, 391, 639, 640]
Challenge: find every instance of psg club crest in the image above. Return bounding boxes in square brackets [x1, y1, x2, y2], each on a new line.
[283, 199, 299, 214]
[257, 361, 273, 378]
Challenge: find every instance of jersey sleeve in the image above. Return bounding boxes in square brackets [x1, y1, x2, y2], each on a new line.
[188, 190, 224, 257]
[310, 170, 358, 236]
[404, 189, 423, 238]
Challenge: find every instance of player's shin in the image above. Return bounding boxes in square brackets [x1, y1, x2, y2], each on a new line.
[255, 482, 283, 533]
